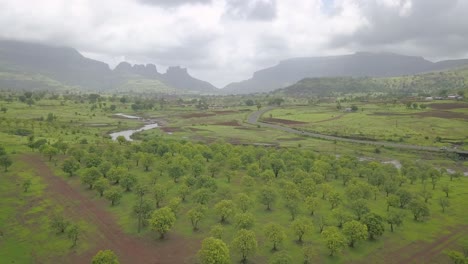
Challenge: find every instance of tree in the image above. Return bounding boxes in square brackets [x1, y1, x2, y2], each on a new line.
[264, 223, 286, 251]
[362, 213, 385, 240]
[187, 205, 207, 231]
[342, 220, 368, 247]
[81, 167, 102, 189]
[153, 184, 168, 208]
[210, 224, 224, 239]
[441, 183, 451, 198]
[396, 189, 413, 208]
[98, 161, 112, 178]
[177, 185, 190, 202]
[409, 198, 430, 221]
[231, 229, 257, 263]
[269, 251, 292, 264]
[332, 208, 353, 228]
[92, 249, 120, 264]
[291, 217, 312, 243]
[22, 178, 32, 192]
[198, 237, 230, 264]
[94, 177, 110, 197]
[445, 250, 467, 264]
[141, 153, 154, 171]
[107, 166, 126, 184]
[116, 135, 127, 145]
[235, 213, 255, 229]
[270, 159, 285, 178]
[386, 194, 400, 211]
[303, 245, 317, 264]
[150, 207, 176, 239]
[0, 155, 12, 172]
[62, 158, 80, 177]
[104, 186, 123, 206]
[120, 173, 137, 191]
[420, 188, 433, 203]
[236, 193, 253, 213]
[168, 164, 185, 183]
[134, 199, 153, 233]
[328, 192, 341, 209]
[40, 144, 58, 162]
[214, 200, 235, 223]
[50, 214, 70, 234]
[67, 223, 80, 247]
[322, 226, 347, 256]
[350, 199, 370, 220]
[386, 210, 405, 232]
[305, 196, 320, 216]
[258, 187, 277, 210]
[439, 197, 451, 213]
[193, 188, 212, 205]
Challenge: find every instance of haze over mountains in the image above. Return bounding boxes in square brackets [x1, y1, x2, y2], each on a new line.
[1, 39, 468, 95]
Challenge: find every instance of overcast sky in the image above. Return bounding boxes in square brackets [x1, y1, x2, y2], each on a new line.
[1, 0, 467, 87]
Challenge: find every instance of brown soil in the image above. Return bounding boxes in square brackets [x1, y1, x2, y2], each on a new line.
[314, 114, 346, 123]
[214, 120, 241, 126]
[21, 154, 198, 264]
[416, 111, 468, 120]
[212, 110, 238, 114]
[187, 127, 208, 132]
[263, 117, 308, 125]
[180, 113, 216, 118]
[276, 137, 304, 141]
[429, 103, 468, 110]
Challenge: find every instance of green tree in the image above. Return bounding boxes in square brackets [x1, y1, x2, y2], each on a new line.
[116, 135, 127, 145]
[342, 220, 368, 247]
[232, 229, 258, 263]
[305, 196, 320, 216]
[396, 189, 413, 208]
[198, 237, 230, 264]
[362, 213, 385, 240]
[235, 213, 254, 230]
[236, 193, 253, 213]
[441, 183, 451, 198]
[210, 224, 224, 239]
[193, 188, 212, 205]
[328, 191, 341, 209]
[214, 200, 235, 223]
[141, 153, 155, 171]
[50, 214, 70, 234]
[107, 166, 126, 184]
[104, 186, 123, 206]
[134, 199, 153, 233]
[177, 185, 190, 202]
[270, 159, 285, 178]
[332, 208, 353, 228]
[81, 167, 102, 189]
[67, 223, 80, 247]
[94, 177, 110, 197]
[168, 164, 185, 183]
[350, 199, 370, 220]
[409, 198, 430, 221]
[0, 155, 12, 172]
[22, 178, 32, 192]
[322, 226, 347, 256]
[120, 173, 137, 191]
[291, 217, 313, 243]
[264, 223, 286, 251]
[62, 158, 80, 177]
[386, 210, 405, 232]
[258, 186, 277, 210]
[269, 251, 292, 264]
[39, 144, 58, 162]
[187, 205, 207, 231]
[150, 207, 176, 239]
[153, 184, 167, 208]
[92, 249, 120, 264]
[445, 250, 468, 264]
[439, 197, 451, 213]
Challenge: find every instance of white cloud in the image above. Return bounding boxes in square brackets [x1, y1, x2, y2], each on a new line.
[0, 0, 466, 87]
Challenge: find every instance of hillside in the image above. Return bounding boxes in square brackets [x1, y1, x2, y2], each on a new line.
[223, 52, 468, 94]
[277, 67, 468, 97]
[0, 40, 217, 94]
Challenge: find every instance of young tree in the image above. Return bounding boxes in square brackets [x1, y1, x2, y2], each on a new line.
[236, 193, 253, 213]
[153, 184, 168, 208]
[141, 153, 155, 172]
[322, 226, 347, 256]
[67, 223, 80, 247]
[258, 187, 277, 211]
[81, 167, 102, 189]
[350, 199, 370, 220]
[198, 237, 230, 264]
[235, 213, 255, 230]
[328, 192, 341, 209]
[409, 198, 430, 221]
[107, 166, 126, 184]
[342, 220, 368, 247]
[177, 185, 190, 202]
[441, 183, 451, 198]
[62, 158, 80, 177]
[396, 189, 413, 208]
[210, 224, 224, 239]
[22, 178, 32, 192]
[187, 205, 207, 231]
[50, 214, 70, 234]
[362, 213, 385, 240]
[150, 207, 176, 239]
[305, 196, 320, 216]
[214, 200, 235, 223]
[193, 188, 212, 205]
[232, 229, 258, 263]
[134, 199, 153, 233]
[0, 155, 13, 172]
[386, 194, 400, 211]
[120, 173, 137, 191]
[168, 164, 185, 183]
[439, 197, 451, 213]
[332, 208, 353, 228]
[104, 186, 123, 206]
[303, 245, 317, 264]
[270, 159, 285, 178]
[386, 210, 405, 232]
[264, 223, 286, 251]
[94, 177, 110, 197]
[92, 249, 120, 264]
[40, 144, 59, 162]
[269, 251, 292, 264]
[291, 217, 313, 243]
[420, 188, 433, 203]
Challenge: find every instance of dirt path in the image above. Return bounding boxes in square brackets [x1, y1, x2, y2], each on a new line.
[22, 154, 197, 264]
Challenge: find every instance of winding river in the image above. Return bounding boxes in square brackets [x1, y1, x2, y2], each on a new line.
[109, 113, 159, 141]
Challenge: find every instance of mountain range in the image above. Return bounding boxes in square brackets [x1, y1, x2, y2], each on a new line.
[1, 39, 468, 95]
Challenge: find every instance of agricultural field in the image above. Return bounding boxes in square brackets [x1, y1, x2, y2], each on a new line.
[0, 92, 467, 264]
[263, 101, 468, 150]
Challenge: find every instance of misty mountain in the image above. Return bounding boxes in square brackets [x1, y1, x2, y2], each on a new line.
[223, 52, 468, 94]
[0, 40, 217, 93]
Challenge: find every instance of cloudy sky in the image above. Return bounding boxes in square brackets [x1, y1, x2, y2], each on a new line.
[1, 0, 467, 87]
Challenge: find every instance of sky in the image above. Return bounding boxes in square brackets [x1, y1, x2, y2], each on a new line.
[1, 0, 467, 88]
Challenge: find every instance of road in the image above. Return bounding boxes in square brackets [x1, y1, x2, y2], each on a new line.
[247, 107, 468, 155]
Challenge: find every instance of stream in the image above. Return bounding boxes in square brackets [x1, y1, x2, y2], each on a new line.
[109, 113, 158, 141]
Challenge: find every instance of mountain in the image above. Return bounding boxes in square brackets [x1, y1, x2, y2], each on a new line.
[277, 66, 468, 97]
[0, 39, 217, 94]
[222, 52, 468, 94]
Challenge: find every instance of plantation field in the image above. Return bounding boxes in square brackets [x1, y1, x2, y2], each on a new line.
[0, 93, 467, 263]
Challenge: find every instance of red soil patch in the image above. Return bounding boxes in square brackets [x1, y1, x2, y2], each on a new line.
[180, 113, 216, 118]
[160, 127, 182, 133]
[214, 120, 241, 126]
[429, 103, 468, 110]
[263, 117, 308, 125]
[21, 154, 198, 264]
[416, 110, 468, 120]
[212, 110, 238, 114]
